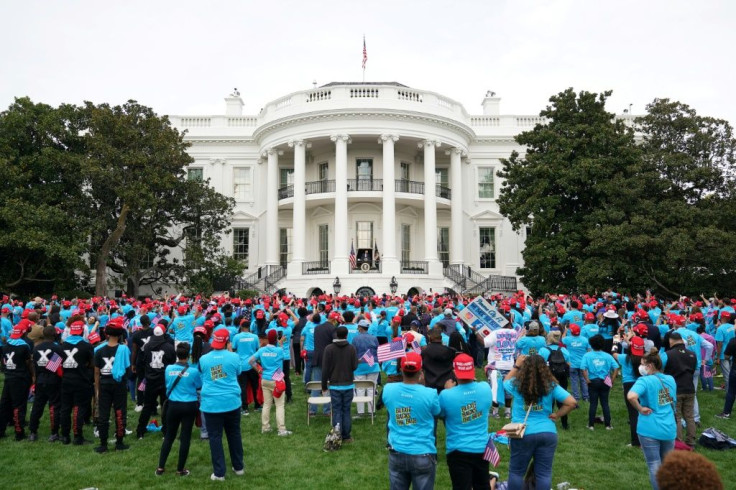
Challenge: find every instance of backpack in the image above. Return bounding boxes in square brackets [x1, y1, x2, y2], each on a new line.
[547, 346, 568, 379]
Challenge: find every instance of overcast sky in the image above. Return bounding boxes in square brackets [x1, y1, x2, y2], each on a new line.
[2, 0, 734, 124]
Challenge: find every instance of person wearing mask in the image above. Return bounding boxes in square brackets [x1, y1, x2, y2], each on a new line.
[352, 319, 380, 416]
[0, 326, 33, 440]
[59, 321, 94, 445]
[29, 325, 65, 442]
[93, 319, 131, 453]
[422, 327, 456, 394]
[439, 353, 493, 489]
[321, 325, 358, 442]
[383, 352, 441, 490]
[156, 342, 202, 477]
[503, 354, 576, 489]
[627, 349, 677, 490]
[614, 333, 646, 447]
[232, 319, 260, 415]
[562, 324, 590, 403]
[200, 328, 244, 481]
[581, 334, 619, 430]
[250, 329, 291, 437]
[136, 325, 176, 439]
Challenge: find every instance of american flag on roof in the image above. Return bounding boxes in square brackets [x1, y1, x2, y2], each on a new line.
[377, 338, 406, 363]
[46, 353, 63, 374]
[349, 241, 357, 270]
[362, 36, 367, 69]
[483, 436, 500, 467]
[272, 368, 285, 382]
[361, 350, 375, 367]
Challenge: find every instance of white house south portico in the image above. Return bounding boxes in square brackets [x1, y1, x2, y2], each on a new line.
[170, 82, 540, 297]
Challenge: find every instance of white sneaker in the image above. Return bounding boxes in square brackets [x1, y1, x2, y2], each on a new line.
[134, 405, 143, 413]
[93, 428, 99, 438]
[232, 467, 244, 476]
[125, 428, 133, 435]
[277, 430, 292, 437]
[210, 473, 225, 481]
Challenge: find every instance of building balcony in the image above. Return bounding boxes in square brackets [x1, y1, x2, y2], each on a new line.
[278, 179, 451, 201]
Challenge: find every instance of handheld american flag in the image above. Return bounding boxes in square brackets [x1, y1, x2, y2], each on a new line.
[377, 338, 406, 363]
[411, 340, 421, 353]
[138, 379, 146, 392]
[483, 436, 500, 467]
[272, 368, 285, 382]
[604, 374, 612, 388]
[361, 350, 375, 367]
[46, 353, 63, 375]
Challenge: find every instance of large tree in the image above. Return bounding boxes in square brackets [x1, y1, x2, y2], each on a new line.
[0, 98, 89, 293]
[498, 89, 736, 296]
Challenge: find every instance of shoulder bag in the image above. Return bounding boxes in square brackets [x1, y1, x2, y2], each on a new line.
[502, 401, 533, 439]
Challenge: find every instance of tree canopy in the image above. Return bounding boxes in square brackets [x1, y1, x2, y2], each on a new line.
[498, 89, 736, 297]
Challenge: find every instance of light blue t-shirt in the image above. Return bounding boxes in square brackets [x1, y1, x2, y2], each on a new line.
[581, 323, 600, 340]
[266, 326, 292, 361]
[503, 379, 571, 435]
[562, 335, 590, 369]
[198, 349, 242, 413]
[383, 382, 441, 455]
[439, 381, 492, 453]
[715, 323, 736, 360]
[252, 344, 284, 381]
[676, 328, 704, 368]
[302, 322, 317, 351]
[630, 373, 677, 441]
[617, 353, 639, 384]
[539, 344, 570, 364]
[562, 310, 584, 327]
[232, 331, 259, 371]
[165, 363, 202, 403]
[171, 314, 195, 343]
[516, 336, 547, 356]
[580, 351, 619, 380]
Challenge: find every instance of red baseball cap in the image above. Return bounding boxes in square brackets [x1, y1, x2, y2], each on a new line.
[70, 321, 85, 336]
[88, 332, 101, 344]
[630, 336, 645, 356]
[633, 323, 649, 336]
[267, 329, 278, 344]
[255, 310, 265, 320]
[211, 328, 229, 349]
[400, 352, 422, 373]
[584, 312, 595, 322]
[328, 311, 343, 322]
[569, 324, 581, 336]
[453, 353, 475, 380]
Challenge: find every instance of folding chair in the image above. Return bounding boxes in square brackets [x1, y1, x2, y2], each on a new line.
[306, 381, 331, 426]
[352, 379, 377, 424]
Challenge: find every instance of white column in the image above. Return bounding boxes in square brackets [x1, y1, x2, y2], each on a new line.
[420, 140, 442, 275]
[264, 148, 281, 266]
[379, 134, 400, 275]
[449, 148, 464, 265]
[331, 134, 351, 275]
[287, 139, 308, 276]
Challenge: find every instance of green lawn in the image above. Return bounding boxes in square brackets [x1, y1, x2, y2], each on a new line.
[0, 372, 734, 489]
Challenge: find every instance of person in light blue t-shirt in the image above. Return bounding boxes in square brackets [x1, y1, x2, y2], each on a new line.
[502, 354, 576, 490]
[581, 334, 619, 430]
[232, 321, 260, 414]
[627, 349, 676, 490]
[198, 329, 243, 481]
[382, 352, 441, 490]
[516, 321, 547, 355]
[250, 329, 290, 436]
[439, 353, 493, 490]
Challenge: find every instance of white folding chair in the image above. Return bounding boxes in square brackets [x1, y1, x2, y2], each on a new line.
[306, 381, 331, 425]
[352, 379, 377, 424]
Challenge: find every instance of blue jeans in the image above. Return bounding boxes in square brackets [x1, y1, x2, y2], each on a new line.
[722, 358, 732, 392]
[330, 388, 353, 439]
[309, 366, 330, 415]
[303, 351, 314, 387]
[639, 435, 674, 490]
[388, 451, 437, 490]
[203, 408, 243, 478]
[570, 368, 588, 401]
[722, 370, 736, 415]
[508, 432, 558, 490]
[588, 378, 611, 426]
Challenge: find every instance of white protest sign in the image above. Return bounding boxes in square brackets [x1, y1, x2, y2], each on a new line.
[459, 296, 509, 332]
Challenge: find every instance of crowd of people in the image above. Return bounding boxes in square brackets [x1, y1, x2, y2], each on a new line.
[0, 290, 731, 489]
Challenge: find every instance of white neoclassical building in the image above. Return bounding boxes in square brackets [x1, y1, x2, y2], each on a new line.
[169, 82, 549, 297]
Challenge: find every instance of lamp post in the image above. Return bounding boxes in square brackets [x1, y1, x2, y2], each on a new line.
[389, 276, 398, 294]
[333, 276, 341, 295]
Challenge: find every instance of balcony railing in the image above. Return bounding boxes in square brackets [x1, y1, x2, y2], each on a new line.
[278, 185, 294, 199]
[396, 180, 424, 194]
[303, 261, 330, 275]
[401, 261, 428, 274]
[436, 184, 451, 199]
[347, 179, 383, 192]
[305, 180, 335, 195]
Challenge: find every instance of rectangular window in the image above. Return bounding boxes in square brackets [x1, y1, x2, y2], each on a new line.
[233, 167, 252, 201]
[184, 225, 202, 268]
[141, 251, 154, 270]
[233, 228, 249, 266]
[525, 226, 532, 242]
[187, 168, 203, 181]
[438, 227, 450, 268]
[319, 224, 329, 264]
[356, 158, 373, 180]
[280, 168, 294, 188]
[436, 168, 448, 185]
[401, 224, 411, 263]
[356, 221, 373, 250]
[478, 167, 495, 199]
[479, 227, 496, 269]
[400, 162, 410, 181]
[280, 228, 292, 268]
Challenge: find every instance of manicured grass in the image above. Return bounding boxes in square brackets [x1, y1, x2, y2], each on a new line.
[1, 372, 734, 489]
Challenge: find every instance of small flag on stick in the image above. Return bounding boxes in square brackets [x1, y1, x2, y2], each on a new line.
[361, 351, 375, 367]
[272, 368, 285, 382]
[46, 353, 63, 375]
[377, 338, 406, 363]
[483, 436, 501, 467]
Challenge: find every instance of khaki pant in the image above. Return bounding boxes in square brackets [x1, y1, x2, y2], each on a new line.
[261, 379, 286, 432]
[675, 392, 696, 446]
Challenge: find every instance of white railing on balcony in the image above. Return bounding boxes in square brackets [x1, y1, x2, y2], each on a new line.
[307, 90, 332, 102]
[227, 117, 258, 127]
[350, 87, 379, 98]
[179, 117, 212, 128]
[470, 116, 501, 127]
[397, 90, 423, 102]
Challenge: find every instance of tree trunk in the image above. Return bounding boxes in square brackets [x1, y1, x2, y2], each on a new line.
[95, 203, 130, 297]
[127, 274, 140, 299]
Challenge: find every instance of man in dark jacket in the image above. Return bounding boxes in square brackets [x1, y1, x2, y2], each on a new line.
[309, 311, 339, 416]
[664, 332, 697, 447]
[422, 327, 456, 394]
[322, 326, 358, 441]
[136, 325, 175, 439]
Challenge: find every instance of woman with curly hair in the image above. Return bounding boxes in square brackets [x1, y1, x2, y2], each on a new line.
[503, 354, 576, 490]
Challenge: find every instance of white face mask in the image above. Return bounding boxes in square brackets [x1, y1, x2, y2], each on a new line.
[638, 365, 649, 377]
